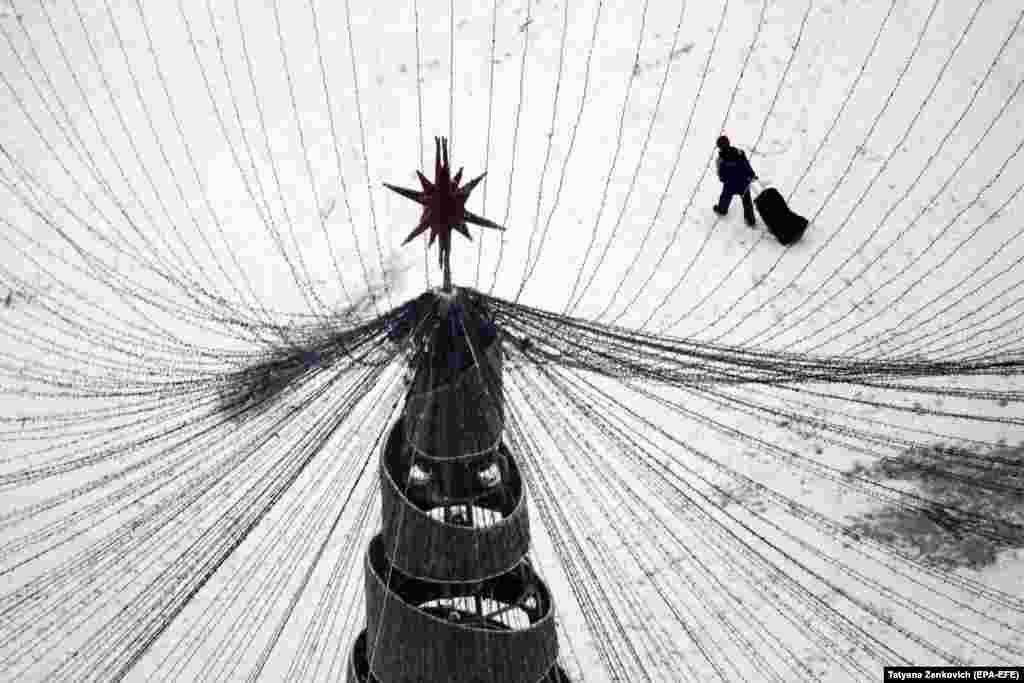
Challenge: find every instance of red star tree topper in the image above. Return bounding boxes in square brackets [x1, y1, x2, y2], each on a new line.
[385, 137, 504, 290]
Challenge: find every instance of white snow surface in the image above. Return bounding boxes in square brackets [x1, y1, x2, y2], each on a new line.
[1, 0, 1023, 681]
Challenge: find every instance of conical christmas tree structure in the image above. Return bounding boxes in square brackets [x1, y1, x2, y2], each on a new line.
[347, 142, 567, 682]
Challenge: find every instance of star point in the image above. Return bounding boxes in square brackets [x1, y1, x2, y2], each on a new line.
[386, 136, 504, 290]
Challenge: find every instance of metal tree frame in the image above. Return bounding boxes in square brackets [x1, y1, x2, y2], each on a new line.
[349, 144, 564, 680]
[348, 289, 568, 682]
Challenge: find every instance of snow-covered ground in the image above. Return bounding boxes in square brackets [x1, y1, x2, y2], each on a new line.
[2, 0, 1023, 680]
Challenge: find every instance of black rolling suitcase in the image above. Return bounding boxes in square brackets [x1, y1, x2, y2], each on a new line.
[752, 181, 808, 245]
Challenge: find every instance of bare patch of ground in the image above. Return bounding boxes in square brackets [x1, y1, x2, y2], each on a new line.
[846, 444, 1024, 570]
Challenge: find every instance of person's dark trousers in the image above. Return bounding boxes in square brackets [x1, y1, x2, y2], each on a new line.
[716, 186, 756, 224]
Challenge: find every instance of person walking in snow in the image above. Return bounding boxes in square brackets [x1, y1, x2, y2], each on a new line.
[712, 135, 758, 227]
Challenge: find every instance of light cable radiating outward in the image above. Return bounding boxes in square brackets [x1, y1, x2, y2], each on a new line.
[513, 0, 576, 303]
[341, 0, 391, 310]
[487, 0, 533, 295]
[2, 1, 1024, 681]
[473, 0, 499, 290]
[597, 0, 732, 324]
[727, 0, 970, 349]
[1, 291, 1022, 680]
[651, 1, 817, 331]
[268, 0, 354, 310]
[634, 0, 770, 331]
[680, 0, 901, 338]
[573, 0, 698, 320]
[1, 9, 254, 337]
[173, 0, 300, 326]
[413, 0, 430, 290]
[700, 0, 971, 347]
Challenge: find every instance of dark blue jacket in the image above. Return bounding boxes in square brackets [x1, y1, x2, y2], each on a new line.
[717, 147, 756, 194]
